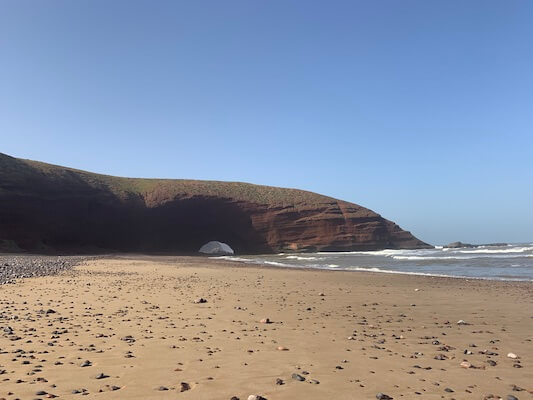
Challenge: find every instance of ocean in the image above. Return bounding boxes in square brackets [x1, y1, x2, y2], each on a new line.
[218, 243, 533, 281]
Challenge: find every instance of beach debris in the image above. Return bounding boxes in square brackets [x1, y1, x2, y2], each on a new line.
[194, 298, 207, 304]
[457, 320, 469, 325]
[259, 318, 271, 324]
[460, 361, 472, 368]
[277, 346, 289, 351]
[247, 396, 267, 400]
[507, 352, 518, 359]
[80, 360, 92, 367]
[376, 393, 393, 399]
[94, 372, 109, 380]
[414, 288, 420, 292]
[506, 396, 519, 400]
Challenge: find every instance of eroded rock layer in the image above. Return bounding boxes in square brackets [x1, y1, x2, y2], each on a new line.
[0, 153, 430, 253]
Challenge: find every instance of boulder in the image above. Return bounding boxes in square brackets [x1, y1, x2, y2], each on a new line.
[199, 241, 234, 256]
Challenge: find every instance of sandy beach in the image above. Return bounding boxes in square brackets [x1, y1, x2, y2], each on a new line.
[0, 255, 531, 400]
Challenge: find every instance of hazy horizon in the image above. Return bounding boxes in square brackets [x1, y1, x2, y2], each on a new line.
[2, 1, 532, 245]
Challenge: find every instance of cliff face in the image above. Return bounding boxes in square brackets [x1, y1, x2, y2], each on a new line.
[0, 153, 430, 253]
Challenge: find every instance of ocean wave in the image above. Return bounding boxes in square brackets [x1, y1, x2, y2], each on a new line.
[454, 247, 533, 254]
[285, 255, 318, 260]
[213, 255, 532, 281]
[343, 266, 532, 281]
[317, 249, 429, 256]
[391, 254, 530, 261]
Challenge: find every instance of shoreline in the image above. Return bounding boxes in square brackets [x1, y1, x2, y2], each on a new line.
[211, 255, 533, 282]
[0, 255, 531, 399]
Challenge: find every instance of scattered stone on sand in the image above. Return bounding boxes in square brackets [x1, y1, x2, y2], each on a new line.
[0, 255, 95, 285]
[292, 373, 306, 381]
[0, 255, 530, 399]
[376, 393, 393, 399]
[457, 320, 469, 325]
[247, 395, 267, 400]
[194, 298, 207, 304]
[507, 352, 519, 359]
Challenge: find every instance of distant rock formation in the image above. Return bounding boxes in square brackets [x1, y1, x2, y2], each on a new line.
[444, 241, 476, 249]
[0, 153, 430, 254]
[444, 241, 509, 249]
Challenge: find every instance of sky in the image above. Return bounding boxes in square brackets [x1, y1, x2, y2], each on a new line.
[1, 1, 532, 245]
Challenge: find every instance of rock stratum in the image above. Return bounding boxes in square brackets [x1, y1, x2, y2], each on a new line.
[0, 153, 430, 254]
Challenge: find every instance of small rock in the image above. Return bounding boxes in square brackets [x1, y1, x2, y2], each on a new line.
[376, 393, 393, 400]
[277, 346, 288, 351]
[194, 298, 207, 304]
[507, 352, 518, 359]
[292, 373, 305, 382]
[247, 396, 267, 400]
[180, 382, 190, 392]
[259, 318, 271, 324]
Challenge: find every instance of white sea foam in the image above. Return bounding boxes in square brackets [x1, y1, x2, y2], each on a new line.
[215, 245, 533, 281]
[392, 254, 529, 261]
[285, 255, 318, 260]
[342, 266, 532, 281]
[455, 247, 533, 254]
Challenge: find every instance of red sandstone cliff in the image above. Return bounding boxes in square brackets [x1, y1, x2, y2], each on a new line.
[0, 153, 430, 253]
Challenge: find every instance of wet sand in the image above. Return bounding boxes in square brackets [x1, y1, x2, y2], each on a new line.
[0, 255, 531, 399]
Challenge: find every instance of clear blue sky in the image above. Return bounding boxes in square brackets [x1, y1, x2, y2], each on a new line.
[1, 1, 532, 245]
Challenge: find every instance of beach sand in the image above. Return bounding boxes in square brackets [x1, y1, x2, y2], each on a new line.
[0, 255, 531, 399]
